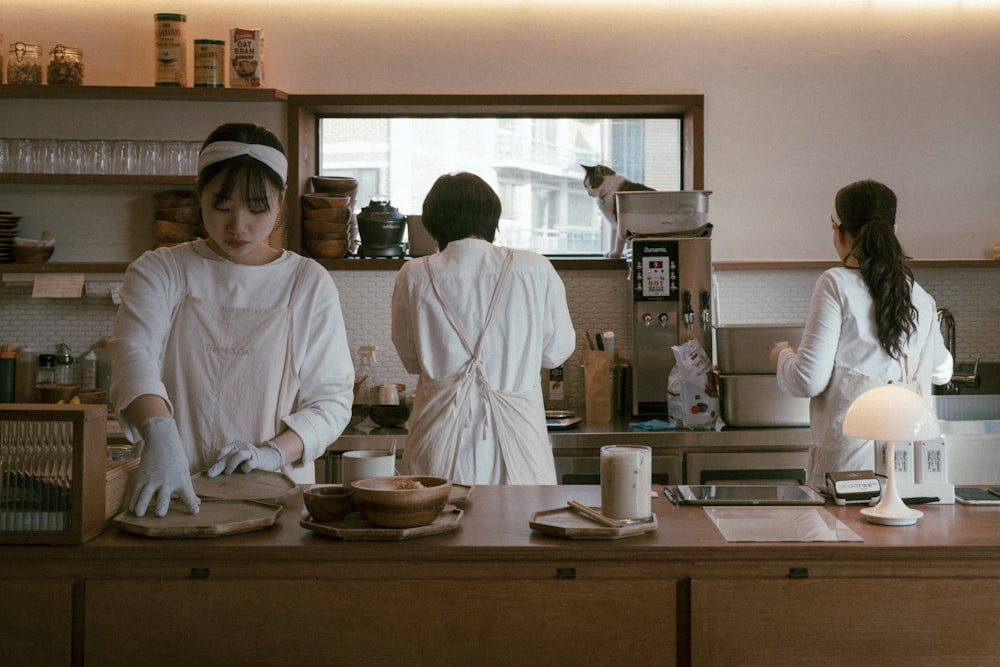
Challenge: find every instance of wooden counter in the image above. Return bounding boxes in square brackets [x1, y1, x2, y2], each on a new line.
[3, 486, 1000, 666]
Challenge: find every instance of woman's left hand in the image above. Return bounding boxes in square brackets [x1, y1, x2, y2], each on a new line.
[207, 440, 286, 476]
[769, 342, 793, 372]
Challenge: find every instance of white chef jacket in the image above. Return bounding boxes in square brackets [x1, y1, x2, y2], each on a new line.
[775, 267, 953, 485]
[111, 240, 354, 481]
[391, 239, 575, 484]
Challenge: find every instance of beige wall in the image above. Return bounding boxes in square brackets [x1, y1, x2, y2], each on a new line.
[4, 0, 1000, 262]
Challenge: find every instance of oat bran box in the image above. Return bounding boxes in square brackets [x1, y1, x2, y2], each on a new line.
[230, 27, 263, 88]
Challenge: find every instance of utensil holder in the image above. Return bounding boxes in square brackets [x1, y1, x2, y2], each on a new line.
[0, 404, 108, 544]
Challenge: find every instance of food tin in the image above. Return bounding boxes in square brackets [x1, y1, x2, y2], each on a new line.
[193, 39, 225, 87]
[154, 13, 187, 86]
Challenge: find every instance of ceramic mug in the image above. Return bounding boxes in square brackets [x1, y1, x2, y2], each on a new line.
[342, 449, 396, 487]
[600, 445, 652, 522]
[377, 383, 400, 405]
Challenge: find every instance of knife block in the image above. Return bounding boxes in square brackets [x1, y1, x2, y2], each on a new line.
[0, 404, 108, 544]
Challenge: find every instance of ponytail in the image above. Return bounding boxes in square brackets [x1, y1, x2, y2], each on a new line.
[835, 180, 917, 360]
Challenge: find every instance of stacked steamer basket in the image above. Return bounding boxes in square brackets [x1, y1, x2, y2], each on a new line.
[151, 190, 202, 249]
[302, 176, 358, 260]
[0, 212, 20, 263]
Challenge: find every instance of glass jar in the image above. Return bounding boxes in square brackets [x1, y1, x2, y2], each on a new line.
[7, 42, 43, 85]
[47, 44, 84, 85]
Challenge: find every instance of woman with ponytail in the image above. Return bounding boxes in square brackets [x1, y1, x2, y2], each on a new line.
[770, 180, 953, 487]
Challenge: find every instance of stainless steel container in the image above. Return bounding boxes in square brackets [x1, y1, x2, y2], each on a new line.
[715, 324, 805, 375]
[719, 374, 810, 427]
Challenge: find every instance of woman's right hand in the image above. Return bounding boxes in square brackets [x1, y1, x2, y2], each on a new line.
[769, 342, 793, 373]
[130, 417, 201, 517]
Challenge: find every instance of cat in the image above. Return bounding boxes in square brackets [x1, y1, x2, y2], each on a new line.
[582, 164, 654, 258]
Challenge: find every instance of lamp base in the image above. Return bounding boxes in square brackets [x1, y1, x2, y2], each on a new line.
[860, 505, 923, 526]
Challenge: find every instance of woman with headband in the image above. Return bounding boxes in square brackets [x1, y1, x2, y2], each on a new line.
[770, 179, 952, 488]
[113, 122, 354, 518]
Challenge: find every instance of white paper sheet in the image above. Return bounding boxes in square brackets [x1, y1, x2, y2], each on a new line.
[705, 506, 863, 542]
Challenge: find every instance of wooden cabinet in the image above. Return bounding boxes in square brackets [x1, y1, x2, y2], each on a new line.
[0, 579, 74, 665]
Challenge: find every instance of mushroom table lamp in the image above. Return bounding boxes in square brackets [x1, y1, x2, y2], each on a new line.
[842, 384, 940, 526]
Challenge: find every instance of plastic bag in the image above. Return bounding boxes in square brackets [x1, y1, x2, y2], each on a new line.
[668, 338, 719, 430]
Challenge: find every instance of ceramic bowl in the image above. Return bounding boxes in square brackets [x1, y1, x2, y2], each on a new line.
[13, 244, 55, 264]
[349, 404, 369, 428]
[303, 485, 354, 522]
[368, 403, 410, 427]
[350, 476, 451, 528]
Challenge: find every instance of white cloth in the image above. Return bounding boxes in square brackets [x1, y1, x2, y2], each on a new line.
[111, 240, 354, 483]
[391, 239, 575, 485]
[775, 267, 953, 486]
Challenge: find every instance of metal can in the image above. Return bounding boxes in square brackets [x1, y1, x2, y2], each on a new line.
[47, 45, 84, 85]
[193, 39, 225, 88]
[154, 13, 187, 87]
[7, 42, 43, 85]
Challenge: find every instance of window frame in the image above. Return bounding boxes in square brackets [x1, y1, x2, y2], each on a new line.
[287, 94, 704, 266]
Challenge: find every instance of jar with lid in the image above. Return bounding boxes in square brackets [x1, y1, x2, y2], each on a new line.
[47, 44, 84, 85]
[36, 353, 57, 385]
[7, 42, 43, 85]
[14, 346, 41, 403]
[54, 343, 75, 385]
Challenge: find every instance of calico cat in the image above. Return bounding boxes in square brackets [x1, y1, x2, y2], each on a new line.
[582, 164, 654, 258]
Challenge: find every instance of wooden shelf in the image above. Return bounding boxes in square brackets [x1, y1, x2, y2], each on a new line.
[0, 174, 197, 186]
[0, 262, 129, 274]
[0, 85, 287, 102]
[714, 259, 1000, 270]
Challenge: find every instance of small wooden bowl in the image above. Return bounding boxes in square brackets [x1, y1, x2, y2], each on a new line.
[302, 207, 352, 224]
[155, 205, 201, 225]
[303, 485, 354, 523]
[369, 403, 411, 427]
[304, 239, 348, 259]
[311, 176, 359, 195]
[35, 383, 80, 403]
[302, 219, 349, 234]
[301, 194, 352, 211]
[78, 389, 108, 404]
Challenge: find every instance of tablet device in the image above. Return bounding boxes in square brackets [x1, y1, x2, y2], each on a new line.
[676, 484, 825, 506]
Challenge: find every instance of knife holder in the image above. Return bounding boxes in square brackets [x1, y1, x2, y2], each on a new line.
[0, 404, 108, 544]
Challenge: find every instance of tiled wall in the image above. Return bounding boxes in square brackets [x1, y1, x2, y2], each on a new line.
[2, 265, 997, 410]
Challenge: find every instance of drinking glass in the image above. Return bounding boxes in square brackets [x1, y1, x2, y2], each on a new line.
[112, 140, 138, 175]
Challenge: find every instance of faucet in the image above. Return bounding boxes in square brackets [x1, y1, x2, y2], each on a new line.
[936, 308, 980, 394]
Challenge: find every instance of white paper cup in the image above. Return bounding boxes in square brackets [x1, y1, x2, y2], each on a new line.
[342, 449, 396, 487]
[600, 445, 652, 522]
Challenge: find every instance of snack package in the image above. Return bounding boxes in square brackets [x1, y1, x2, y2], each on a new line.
[230, 28, 264, 88]
[668, 338, 719, 430]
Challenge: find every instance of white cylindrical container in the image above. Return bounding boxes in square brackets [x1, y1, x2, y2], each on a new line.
[193, 39, 225, 87]
[600, 445, 652, 522]
[154, 13, 187, 86]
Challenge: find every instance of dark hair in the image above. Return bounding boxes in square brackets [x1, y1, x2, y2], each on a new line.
[834, 179, 916, 359]
[197, 122, 286, 214]
[422, 172, 501, 250]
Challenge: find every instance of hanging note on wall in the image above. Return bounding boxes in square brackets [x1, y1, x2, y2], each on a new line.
[32, 274, 85, 298]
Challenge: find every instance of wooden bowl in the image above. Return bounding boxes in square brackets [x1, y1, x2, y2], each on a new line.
[303, 231, 348, 241]
[311, 176, 358, 195]
[78, 388, 108, 404]
[153, 219, 201, 239]
[350, 476, 452, 528]
[368, 403, 411, 427]
[155, 205, 201, 225]
[302, 219, 349, 234]
[13, 244, 55, 264]
[304, 239, 348, 259]
[303, 485, 354, 522]
[301, 194, 352, 211]
[302, 207, 352, 224]
[35, 383, 80, 403]
[153, 190, 198, 209]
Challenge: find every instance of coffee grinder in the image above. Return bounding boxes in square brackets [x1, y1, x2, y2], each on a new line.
[617, 191, 713, 416]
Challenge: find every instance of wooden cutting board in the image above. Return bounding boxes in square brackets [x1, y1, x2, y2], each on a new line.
[113, 499, 283, 538]
[190, 469, 297, 504]
[530, 506, 658, 540]
[301, 506, 463, 541]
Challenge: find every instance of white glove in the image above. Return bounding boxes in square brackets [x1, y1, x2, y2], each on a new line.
[207, 440, 285, 477]
[131, 417, 201, 518]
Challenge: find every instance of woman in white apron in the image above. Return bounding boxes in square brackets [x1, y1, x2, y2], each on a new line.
[391, 173, 576, 485]
[771, 180, 953, 488]
[112, 123, 354, 517]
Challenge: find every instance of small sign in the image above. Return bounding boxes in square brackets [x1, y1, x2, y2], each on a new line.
[32, 273, 85, 298]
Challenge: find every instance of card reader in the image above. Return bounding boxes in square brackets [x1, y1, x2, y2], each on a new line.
[826, 470, 881, 506]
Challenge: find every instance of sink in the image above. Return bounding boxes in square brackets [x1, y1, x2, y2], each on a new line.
[933, 361, 1000, 396]
[934, 394, 1000, 422]
[934, 394, 1000, 485]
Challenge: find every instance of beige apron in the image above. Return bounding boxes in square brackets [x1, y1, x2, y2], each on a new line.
[807, 319, 935, 488]
[401, 250, 557, 485]
[161, 257, 311, 481]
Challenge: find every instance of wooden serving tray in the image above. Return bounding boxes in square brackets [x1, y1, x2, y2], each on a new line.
[190, 470, 298, 504]
[530, 506, 658, 540]
[301, 506, 462, 541]
[113, 499, 283, 538]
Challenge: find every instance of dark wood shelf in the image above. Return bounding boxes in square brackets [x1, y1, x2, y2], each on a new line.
[0, 262, 129, 273]
[0, 174, 196, 186]
[0, 85, 287, 102]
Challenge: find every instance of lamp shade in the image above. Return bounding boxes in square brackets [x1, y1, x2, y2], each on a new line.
[842, 384, 940, 442]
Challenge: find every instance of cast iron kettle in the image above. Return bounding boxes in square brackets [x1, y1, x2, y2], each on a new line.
[357, 195, 407, 249]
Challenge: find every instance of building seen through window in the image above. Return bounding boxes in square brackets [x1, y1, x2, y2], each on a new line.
[318, 117, 681, 255]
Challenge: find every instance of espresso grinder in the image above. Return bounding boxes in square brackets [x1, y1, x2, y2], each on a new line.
[357, 196, 407, 258]
[618, 191, 714, 416]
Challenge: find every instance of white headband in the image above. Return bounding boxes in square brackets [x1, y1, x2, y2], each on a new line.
[198, 141, 288, 182]
[831, 203, 843, 228]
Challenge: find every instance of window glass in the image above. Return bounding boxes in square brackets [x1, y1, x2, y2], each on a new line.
[318, 116, 682, 255]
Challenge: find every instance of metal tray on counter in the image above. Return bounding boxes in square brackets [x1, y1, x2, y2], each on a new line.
[546, 410, 582, 430]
